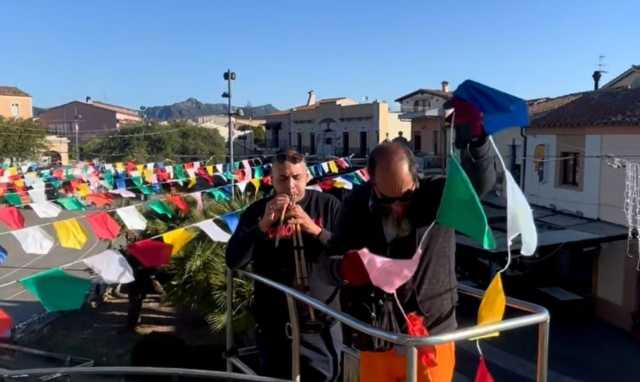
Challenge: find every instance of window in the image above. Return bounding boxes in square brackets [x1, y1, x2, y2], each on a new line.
[414, 133, 422, 152]
[310, 133, 316, 154]
[297, 133, 302, 152]
[272, 127, 280, 148]
[533, 144, 547, 183]
[560, 152, 579, 186]
[413, 100, 421, 112]
[10, 103, 19, 117]
[359, 131, 368, 157]
[342, 132, 349, 156]
[433, 130, 439, 155]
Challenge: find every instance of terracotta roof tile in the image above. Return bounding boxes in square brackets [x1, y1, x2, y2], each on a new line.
[0, 86, 30, 97]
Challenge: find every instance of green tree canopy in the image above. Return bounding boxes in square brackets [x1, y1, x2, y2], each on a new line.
[0, 117, 48, 162]
[81, 121, 226, 163]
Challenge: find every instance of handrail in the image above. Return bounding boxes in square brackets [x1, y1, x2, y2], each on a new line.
[236, 269, 550, 382]
[0, 366, 290, 381]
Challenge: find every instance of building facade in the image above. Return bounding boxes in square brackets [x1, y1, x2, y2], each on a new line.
[38, 99, 141, 144]
[264, 92, 410, 158]
[0, 86, 33, 119]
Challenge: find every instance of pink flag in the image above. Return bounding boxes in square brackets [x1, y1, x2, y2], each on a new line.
[356, 248, 421, 294]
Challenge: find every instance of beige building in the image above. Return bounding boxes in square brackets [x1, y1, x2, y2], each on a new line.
[395, 82, 452, 169]
[0, 86, 33, 119]
[523, 85, 640, 333]
[264, 91, 410, 158]
[38, 98, 141, 145]
[602, 65, 640, 89]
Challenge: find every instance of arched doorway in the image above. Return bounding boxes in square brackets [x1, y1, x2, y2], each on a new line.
[317, 118, 337, 158]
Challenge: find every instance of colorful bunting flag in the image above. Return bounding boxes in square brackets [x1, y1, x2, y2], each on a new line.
[83, 250, 135, 284]
[56, 197, 85, 211]
[30, 201, 62, 218]
[505, 164, 538, 256]
[474, 357, 494, 382]
[250, 178, 261, 194]
[474, 273, 506, 339]
[221, 212, 240, 233]
[127, 239, 173, 268]
[0, 309, 12, 335]
[86, 212, 121, 240]
[27, 188, 47, 203]
[12, 226, 55, 255]
[167, 194, 190, 215]
[116, 205, 147, 231]
[3, 193, 23, 207]
[86, 193, 113, 208]
[190, 191, 204, 211]
[147, 200, 175, 219]
[0, 207, 25, 230]
[0, 245, 7, 265]
[162, 228, 198, 255]
[328, 161, 339, 173]
[436, 156, 496, 249]
[53, 219, 88, 250]
[20, 268, 92, 312]
[195, 220, 231, 243]
[209, 188, 230, 202]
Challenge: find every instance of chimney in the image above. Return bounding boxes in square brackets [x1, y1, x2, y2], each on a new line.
[85, 96, 92, 103]
[592, 71, 602, 90]
[441, 81, 449, 93]
[306, 90, 316, 106]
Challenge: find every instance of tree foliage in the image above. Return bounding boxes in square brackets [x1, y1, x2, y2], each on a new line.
[0, 117, 48, 161]
[81, 121, 226, 163]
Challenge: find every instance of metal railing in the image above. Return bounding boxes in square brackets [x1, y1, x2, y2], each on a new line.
[226, 269, 550, 382]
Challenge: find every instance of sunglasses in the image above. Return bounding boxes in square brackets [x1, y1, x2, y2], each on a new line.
[373, 188, 416, 205]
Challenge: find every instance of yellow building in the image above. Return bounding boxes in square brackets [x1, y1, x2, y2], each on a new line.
[0, 86, 33, 119]
[264, 91, 410, 158]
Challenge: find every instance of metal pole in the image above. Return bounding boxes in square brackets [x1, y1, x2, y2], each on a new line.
[536, 319, 550, 382]
[74, 121, 79, 162]
[227, 69, 235, 200]
[225, 268, 234, 373]
[406, 346, 418, 382]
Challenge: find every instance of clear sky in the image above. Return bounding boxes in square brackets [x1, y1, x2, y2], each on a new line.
[2, 0, 639, 110]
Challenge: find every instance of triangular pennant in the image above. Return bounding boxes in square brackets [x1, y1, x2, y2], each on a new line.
[12, 226, 55, 255]
[110, 189, 136, 198]
[53, 218, 88, 250]
[473, 273, 506, 340]
[162, 228, 198, 255]
[436, 156, 496, 249]
[250, 178, 261, 194]
[474, 357, 495, 382]
[116, 205, 147, 230]
[147, 200, 175, 219]
[86, 193, 113, 208]
[167, 194, 190, 215]
[237, 181, 249, 194]
[56, 197, 86, 211]
[27, 188, 47, 203]
[86, 212, 121, 240]
[20, 268, 92, 312]
[221, 212, 240, 233]
[83, 250, 135, 284]
[0, 245, 7, 265]
[505, 170, 538, 256]
[127, 239, 173, 268]
[328, 161, 339, 174]
[253, 166, 264, 179]
[195, 219, 231, 243]
[190, 192, 204, 211]
[0, 207, 25, 230]
[3, 193, 23, 207]
[0, 309, 12, 335]
[209, 188, 230, 202]
[30, 201, 62, 218]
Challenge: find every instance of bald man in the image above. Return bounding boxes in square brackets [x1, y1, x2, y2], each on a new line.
[331, 138, 495, 379]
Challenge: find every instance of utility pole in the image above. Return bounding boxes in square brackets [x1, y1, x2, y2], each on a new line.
[222, 69, 236, 199]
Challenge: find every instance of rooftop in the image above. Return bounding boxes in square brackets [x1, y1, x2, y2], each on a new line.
[0, 86, 30, 97]
[394, 88, 452, 102]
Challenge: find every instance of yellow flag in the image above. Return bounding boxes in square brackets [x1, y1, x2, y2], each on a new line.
[8, 167, 17, 176]
[53, 219, 88, 250]
[162, 228, 198, 255]
[206, 165, 214, 176]
[328, 161, 339, 173]
[473, 273, 506, 339]
[188, 176, 197, 188]
[115, 162, 124, 172]
[250, 178, 261, 194]
[136, 164, 144, 174]
[76, 183, 91, 198]
[14, 179, 25, 189]
[144, 168, 155, 183]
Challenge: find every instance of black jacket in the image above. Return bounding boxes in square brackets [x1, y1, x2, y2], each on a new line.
[226, 190, 341, 328]
[330, 140, 496, 349]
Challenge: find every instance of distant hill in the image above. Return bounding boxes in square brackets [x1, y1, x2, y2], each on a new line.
[33, 106, 47, 117]
[143, 98, 279, 120]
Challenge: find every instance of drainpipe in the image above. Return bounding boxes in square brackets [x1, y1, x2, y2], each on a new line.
[520, 127, 527, 192]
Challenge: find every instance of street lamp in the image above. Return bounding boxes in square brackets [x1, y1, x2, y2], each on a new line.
[222, 69, 236, 198]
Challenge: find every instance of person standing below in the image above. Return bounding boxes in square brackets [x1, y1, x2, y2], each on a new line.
[226, 149, 342, 382]
[332, 122, 496, 381]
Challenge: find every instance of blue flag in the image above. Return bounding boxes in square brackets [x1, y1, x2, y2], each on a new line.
[221, 212, 240, 233]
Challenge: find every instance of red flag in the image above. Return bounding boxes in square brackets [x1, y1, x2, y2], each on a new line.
[318, 179, 334, 192]
[0, 309, 12, 335]
[156, 168, 170, 182]
[340, 250, 371, 286]
[406, 313, 438, 368]
[86, 193, 113, 208]
[197, 167, 213, 185]
[86, 212, 121, 240]
[336, 158, 350, 170]
[127, 239, 173, 268]
[126, 161, 136, 173]
[167, 194, 190, 215]
[475, 357, 494, 382]
[0, 207, 25, 230]
[261, 176, 272, 187]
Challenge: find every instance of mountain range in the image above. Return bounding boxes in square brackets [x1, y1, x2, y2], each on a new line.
[142, 98, 279, 120]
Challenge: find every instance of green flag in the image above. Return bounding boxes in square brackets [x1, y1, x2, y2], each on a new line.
[208, 188, 230, 202]
[3, 193, 23, 206]
[132, 176, 153, 195]
[253, 166, 264, 179]
[102, 170, 114, 190]
[147, 200, 175, 218]
[436, 155, 496, 249]
[20, 268, 92, 312]
[56, 196, 85, 211]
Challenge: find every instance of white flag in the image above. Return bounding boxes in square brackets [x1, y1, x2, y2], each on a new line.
[190, 191, 204, 211]
[321, 162, 330, 173]
[83, 250, 135, 284]
[306, 184, 323, 192]
[505, 171, 538, 256]
[237, 181, 248, 193]
[116, 205, 147, 230]
[110, 189, 136, 198]
[12, 226, 55, 255]
[195, 219, 231, 243]
[30, 201, 62, 218]
[28, 188, 47, 203]
[215, 164, 223, 173]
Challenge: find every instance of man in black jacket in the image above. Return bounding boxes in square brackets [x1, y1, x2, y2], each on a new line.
[331, 131, 495, 378]
[226, 150, 342, 381]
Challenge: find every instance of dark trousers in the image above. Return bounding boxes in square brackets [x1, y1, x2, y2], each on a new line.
[256, 321, 342, 382]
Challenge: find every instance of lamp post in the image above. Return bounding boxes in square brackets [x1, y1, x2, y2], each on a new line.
[222, 69, 236, 199]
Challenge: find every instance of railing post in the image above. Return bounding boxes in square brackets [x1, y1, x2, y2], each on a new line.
[225, 268, 234, 373]
[406, 346, 418, 382]
[537, 319, 550, 382]
[286, 295, 301, 382]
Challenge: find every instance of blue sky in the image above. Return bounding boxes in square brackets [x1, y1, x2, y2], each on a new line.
[2, 0, 638, 110]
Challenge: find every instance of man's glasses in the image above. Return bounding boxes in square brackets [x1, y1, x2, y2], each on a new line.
[372, 188, 416, 205]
